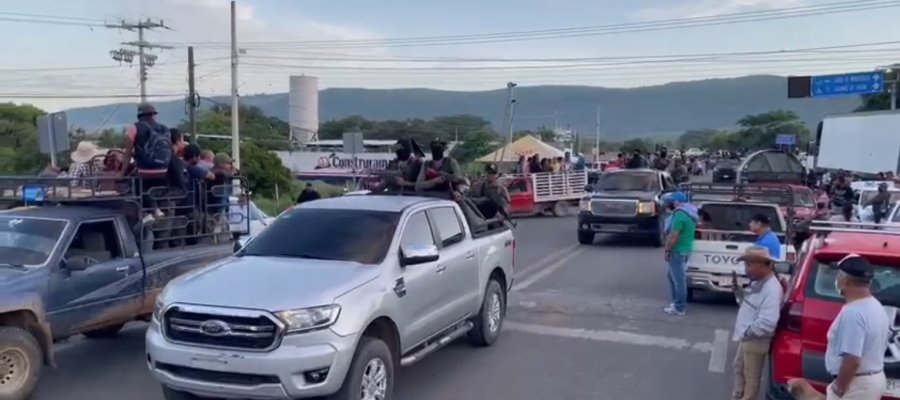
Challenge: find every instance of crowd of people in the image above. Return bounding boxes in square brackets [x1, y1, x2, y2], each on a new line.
[515, 152, 587, 174]
[661, 188, 889, 400]
[42, 103, 240, 249]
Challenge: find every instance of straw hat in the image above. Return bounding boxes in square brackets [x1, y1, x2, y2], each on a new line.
[737, 245, 777, 263]
[71, 141, 102, 164]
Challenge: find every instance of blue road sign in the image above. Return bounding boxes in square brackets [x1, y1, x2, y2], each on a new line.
[775, 134, 796, 146]
[811, 71, 885, 97]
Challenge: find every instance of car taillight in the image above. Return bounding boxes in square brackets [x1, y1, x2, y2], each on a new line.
[781, 301, 804, 333]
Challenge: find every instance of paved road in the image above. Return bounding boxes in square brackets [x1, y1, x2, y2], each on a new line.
[33, 197, 743, 400]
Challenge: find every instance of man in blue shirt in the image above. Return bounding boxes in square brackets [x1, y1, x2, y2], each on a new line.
[749, 214, 781, 260]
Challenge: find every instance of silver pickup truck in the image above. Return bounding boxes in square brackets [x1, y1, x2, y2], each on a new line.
[146, 194, 516, 400]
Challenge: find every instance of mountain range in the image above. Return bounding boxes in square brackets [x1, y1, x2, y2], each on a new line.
[64, 75, 861, 138]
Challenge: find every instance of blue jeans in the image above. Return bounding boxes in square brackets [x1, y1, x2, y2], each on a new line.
[667, 252, 690, 312]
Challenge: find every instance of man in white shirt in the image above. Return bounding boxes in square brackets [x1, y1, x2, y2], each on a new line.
[731, 246, 784, 400]
[826, 254, 888, 400]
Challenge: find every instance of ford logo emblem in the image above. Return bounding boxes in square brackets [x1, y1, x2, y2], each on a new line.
[199, 320, 231, 337]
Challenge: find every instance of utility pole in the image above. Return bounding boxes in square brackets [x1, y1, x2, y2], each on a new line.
[230, 0, 241, 169]
[595, 105, 601, 161]
[497, 82, 518, 163]
[187, 46, 198, 137]
[107, 19, 171, 103]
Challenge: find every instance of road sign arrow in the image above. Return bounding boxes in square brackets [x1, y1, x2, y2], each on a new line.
[874, 83, 882, 90]
[873, 74, 882, 81]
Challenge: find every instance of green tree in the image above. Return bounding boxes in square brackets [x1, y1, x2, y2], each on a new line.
[857, 93, 893, 112]
[676, 129, 719, 150]
[450, 130, 499, 163]
[0, 103, 51, 174]
[239, 142, 293, 198]
[620, 138, 653, 153]
[733, 110, 810, 150]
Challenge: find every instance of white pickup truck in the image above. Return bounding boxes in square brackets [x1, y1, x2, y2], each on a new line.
[146, 194, 516, 400]
[684, 186, 796, 302]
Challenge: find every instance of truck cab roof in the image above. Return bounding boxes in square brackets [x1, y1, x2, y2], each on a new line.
[0, 205, 124, 223]
[300, 194, 455, 213]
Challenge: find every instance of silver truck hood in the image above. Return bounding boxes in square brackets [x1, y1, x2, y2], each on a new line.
[164, 256, 380, 312]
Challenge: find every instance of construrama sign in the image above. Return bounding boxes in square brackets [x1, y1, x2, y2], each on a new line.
[316, 155, 391, 171]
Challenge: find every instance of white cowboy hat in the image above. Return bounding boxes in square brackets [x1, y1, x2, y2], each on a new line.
[71, 141, 102, 164]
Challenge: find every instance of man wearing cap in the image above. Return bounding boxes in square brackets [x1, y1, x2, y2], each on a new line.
[662, 190, 699, 316]
[69, 141, 103, 188]
[731, 246, 783, 400]
[749, 213, 781, 260]
[121, 103, 174, 223]
[825, 255, 888, 400]
[469, 164, 510, 220]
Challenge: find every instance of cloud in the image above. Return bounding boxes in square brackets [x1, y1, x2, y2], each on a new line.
[634, 0, 807, 20]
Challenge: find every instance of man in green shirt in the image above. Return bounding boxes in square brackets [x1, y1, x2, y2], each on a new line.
[662, 191, 698, 316]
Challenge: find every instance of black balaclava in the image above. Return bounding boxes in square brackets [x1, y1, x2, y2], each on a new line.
[430, 139, 447, 161]
[395, 139, 413, 161]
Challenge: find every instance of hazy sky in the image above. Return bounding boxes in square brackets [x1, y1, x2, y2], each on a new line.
[2, 0, 900, 111]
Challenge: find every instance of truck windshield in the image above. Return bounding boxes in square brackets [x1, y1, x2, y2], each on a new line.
[239, 208, 400, 265]
[0, 217, 67, 267]
[746, 190, 815, 207]
[595, 172, 658, 191]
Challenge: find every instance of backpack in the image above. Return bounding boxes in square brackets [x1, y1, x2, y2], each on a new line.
[134, 120, 172, 170]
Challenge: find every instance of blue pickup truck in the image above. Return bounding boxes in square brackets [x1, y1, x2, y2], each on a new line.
[0, 176, 242, 399]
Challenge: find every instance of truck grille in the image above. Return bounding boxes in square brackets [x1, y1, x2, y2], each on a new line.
[163, 306, 281, 351]
[590, 200, 638, 217]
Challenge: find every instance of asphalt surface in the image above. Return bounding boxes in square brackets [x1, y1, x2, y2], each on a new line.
[33, 181, 744, 400]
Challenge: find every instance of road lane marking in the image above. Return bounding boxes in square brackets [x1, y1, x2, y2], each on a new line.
[514, 244, 577, 279]
[512, 249, 582, 291]
[504, 320, 712, 353]
[708, 329, 730, 373]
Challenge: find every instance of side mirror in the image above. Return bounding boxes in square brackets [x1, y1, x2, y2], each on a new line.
[774, 261, 794, 275]
[400, 244, 439, 267]
[63, 256, 90, 271]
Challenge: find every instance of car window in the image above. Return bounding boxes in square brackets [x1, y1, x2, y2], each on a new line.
[400, 211, 435, 249]
[507, 179, 528, 193]
[699, 204, 785, 233]
[0, 217, 67, 267]
[241, 209, 400, 264]
[662, 174, 677, 191]
[595, 172, 659, 191]
[806, 259, 900, 305]
[427, 207, 465, 248]
[65, 220, 123, 264]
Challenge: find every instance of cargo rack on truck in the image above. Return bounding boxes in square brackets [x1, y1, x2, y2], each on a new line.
[682, 183, 797, 243]
[0, 175, 250, 251]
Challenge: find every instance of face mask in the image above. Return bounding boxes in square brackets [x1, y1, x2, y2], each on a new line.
[430, 146, 444, 160]
[395, 149, 411, 161]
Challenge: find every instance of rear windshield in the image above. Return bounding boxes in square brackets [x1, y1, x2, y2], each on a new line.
[806, 259, 900, 306]
[746, 189, 815, 208]
[0, 216, 67, 267]
[240, 208, 400, 264]
[698, 204, 784, 232]
[595, 172, 659, 191]
[715, 160, 738, 168]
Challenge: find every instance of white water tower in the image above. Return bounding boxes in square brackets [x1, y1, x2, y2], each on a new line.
[288, 75, 319, 144]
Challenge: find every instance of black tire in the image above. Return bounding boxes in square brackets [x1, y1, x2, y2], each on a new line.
[0, 326, 43, 400]
[161, 386, 210, 400]
[577, 231, 594, 245]
[328, 337, 394, 400]
[552, 201, 568, 217]
[468, 279, 505, 347]
[82, 323, 125, 339]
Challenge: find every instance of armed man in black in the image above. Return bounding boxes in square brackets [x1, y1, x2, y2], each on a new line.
[468, 164, 510, 222]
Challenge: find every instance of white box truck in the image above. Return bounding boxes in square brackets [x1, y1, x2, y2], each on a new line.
[814, 111, 900, 174]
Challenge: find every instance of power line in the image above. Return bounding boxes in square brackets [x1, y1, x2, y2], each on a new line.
[0, 11, 107, 22]
[0, 16, 104, 27]
[163, 0, 900, 49]
[0, 93, 183, 99]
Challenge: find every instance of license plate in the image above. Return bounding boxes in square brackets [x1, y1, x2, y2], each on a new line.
[603, 224, 629, 232]
[885, 379, 900, 397]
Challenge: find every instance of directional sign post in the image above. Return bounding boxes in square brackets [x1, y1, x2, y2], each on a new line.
[811, 71, 885, 98]
[775, 134, 796, 146]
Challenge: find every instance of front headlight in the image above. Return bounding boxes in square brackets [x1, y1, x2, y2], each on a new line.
[638, 201, 656, 215]
[579, 198, 591, 211]
[152, 298, 165, 322]
[276, 305, 341, 334]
